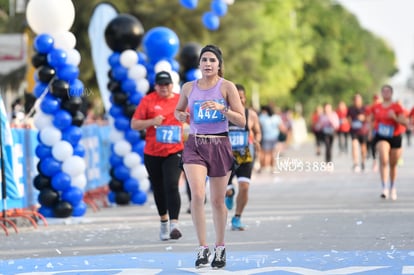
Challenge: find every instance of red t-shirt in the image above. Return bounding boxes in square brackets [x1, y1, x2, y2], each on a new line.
[371, 102, 406, 136]
[336, 108, 350, 132]
[132, 92, 184, 157]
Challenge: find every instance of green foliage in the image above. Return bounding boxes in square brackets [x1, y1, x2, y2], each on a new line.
[2, 0, 396, 118]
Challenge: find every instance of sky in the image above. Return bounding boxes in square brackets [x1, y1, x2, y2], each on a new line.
[336, 0, 414, 85]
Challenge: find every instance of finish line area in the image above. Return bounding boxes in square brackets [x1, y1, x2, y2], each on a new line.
[1, 250, 414, 274]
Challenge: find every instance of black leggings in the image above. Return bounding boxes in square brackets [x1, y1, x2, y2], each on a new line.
[323, 133, 334, 162]
[144, 152, 182, 220]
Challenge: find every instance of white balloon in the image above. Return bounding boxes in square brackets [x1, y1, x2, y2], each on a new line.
[223, 0, 235, 4]
[172, 83, 181, 94]
[52, 140, 74, 161]
[136, 78, 150, 95]
[114, 140, 131, 156]
[108, 129, 124, 143]
[71, 173, 87, 190]
[51, 31, 76, 50]
[120, 49, 138, 68]
[66, 48, 81, 66]
[33, 110, 53, 130]
[128, 64, 147, 80]
[130, 165, 148, 181]
[39, 126, 62, 146]
[139, 178, 150, 192]
[154, 60, 172, 73]
[123, 152, 142, 168]
[26, 0, 75, 34]
[170, 70, 180, 84]
[62, 155, 86, 177]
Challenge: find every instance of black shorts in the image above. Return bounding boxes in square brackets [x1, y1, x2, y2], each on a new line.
[233, 161, 254, 181]
[373, 134, 402, 149]
[350, 132, 368, 144]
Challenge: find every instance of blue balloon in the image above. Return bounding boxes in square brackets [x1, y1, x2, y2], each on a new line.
[131, 190, 147, 205]
[113, 164, 130, 181]
[109, 105, 123, 118]
[108, 52, 121, 67]
[69, 79, 84, 97]
[51, 172, 72, 191]
[129, 92, 142, 105]
[53, 109, 72, 130]
[111, 65, 128, 81]
[39, 157, 62, 177]
[73, 143, 86, 157]
[125, 129, 141, 145]
[132, 140, 145, 158]
[124, 178, 139, 193]
[185, 68, 202, 81]
[40, 95, 60, 114]
[211, 0, 228, 17]
[47, 49, 68, 68]
[180, 0, 198, 9]
[57, 64, 79, 82]
[114, 115, 130, 131]
[34, 34, 54, 54]
[142, 27, 180, 62]
[35, 144, 52, 159]
[62, 125, 82, 146]
[137, 51, 148, 65]
[202, 11, 220, 31]
[121, 78, 137, 94]
[107, 191, 116, 203]
[33, 82, 49, 98]
[168, 58, 180, 72]
[62, 186, 83, 205]
[109, 153, 123, 167]
[38, 205, 55, 217]
[72, 201, 87, 217]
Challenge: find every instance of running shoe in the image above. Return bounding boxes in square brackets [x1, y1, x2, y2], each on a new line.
[195, 246, 210, 268]
[159, 221, 169, 241]
[380, 188, 388, 199]
[390, 188, 397, 201]
[231, 216, 246, 231]
[211, 246, 226, 269]
[225, 188, 234, 210]
[169, 224, 182, 240]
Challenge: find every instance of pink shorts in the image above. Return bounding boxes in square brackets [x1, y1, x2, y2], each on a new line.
[182, 134, 234, 177]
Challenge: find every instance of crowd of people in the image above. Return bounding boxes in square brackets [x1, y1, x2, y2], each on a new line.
[8, 42, 413, 271]
[311, 85, 413, 201]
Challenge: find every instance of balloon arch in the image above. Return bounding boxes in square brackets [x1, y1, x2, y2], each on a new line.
[24, 0, 234, 216]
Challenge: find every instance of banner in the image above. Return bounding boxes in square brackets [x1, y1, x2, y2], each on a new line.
[88, 3, 118, 113]
[0, 95, 23, 204]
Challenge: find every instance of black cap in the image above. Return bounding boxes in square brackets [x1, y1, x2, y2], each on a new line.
[155, 71, 173, 85]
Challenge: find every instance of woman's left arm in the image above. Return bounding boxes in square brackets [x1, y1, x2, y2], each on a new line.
[221, 80, 246, 127]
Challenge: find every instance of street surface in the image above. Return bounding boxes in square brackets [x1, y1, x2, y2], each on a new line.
[1, 139, 413, 274]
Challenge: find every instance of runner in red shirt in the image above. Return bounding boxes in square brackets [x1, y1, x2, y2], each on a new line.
[131, 71, 184, 241]
[368, 85, 408, 200]
[336, 100, 351, 154]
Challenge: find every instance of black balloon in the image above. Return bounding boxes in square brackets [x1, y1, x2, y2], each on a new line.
[179, 42, 202, 71]
[53, 201, 73, 218]
[33, 174, 51, 190]
[115, 191, 131, 205]
[31, 53, 48, 68]
[50, 79, 70, 99]
[107, 80, 121, 92]
[36, 65, 56, 83]
[61, 96, 83, 116]
[38, 188, 59, 207]
[123, 103, 136, 118]
[105, 14, 145, 52]
[71, 110, 85, 127]
[112, 92, 128, 105]
[109, 178, 124, 192]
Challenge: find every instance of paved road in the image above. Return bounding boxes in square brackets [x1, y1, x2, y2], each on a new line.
[1, 139, 414, 274]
